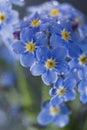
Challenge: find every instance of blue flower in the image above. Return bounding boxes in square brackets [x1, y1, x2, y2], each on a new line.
[30, 46, 69, 85]
[50, 78, 76, 104]
[27, 1, 60, 17]
[69, 51, 87, 71]
[38, 101, 70, 127]
[20, 13, 46, 32]
[50, 20, 80, 50]
[0, 2, 19, 39]
[12, 28, 47, 67]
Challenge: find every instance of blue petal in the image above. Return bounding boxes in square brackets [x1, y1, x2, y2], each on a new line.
[10, 10, 19, 24]
[42, 101, 50, 109]
[54, 78, 64, 88]
[12, 41, 25, 54]
[38, 109, 53, 126]
[20, 53, 35, 67]
[56, 62, 69, 73]
[77, 69, 84, 80]
[80, 94, 87, 104]
[49, 88, 57, 96]
[36, 47, 51, 61]
[64, 90, 76, 101]
[78, 80, 87, 93]
[79, 38, 87, 53]
[20, 28, 35, 43]
[50, 34, 62, 48]
[60, 104, 70, 115]
[78, 67, 87, 80]
[50, 96, 63, 106]
[83, 66, 87, 78]
[52, 46, 67, 60]
[40, 22, 50, 32]
[68, 44, 82, 58]
[54, 115, 69, 127]
[36, 32, 47, 46]
[64, 78, 76, 89]
[41, 70, 57, 85]
[50, 22, 61, 34]
[30, 62, 46, 76]
[12, 0, 24, 6]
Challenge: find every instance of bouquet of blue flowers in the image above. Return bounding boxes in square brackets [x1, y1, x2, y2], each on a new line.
[0, 0, 87, 130]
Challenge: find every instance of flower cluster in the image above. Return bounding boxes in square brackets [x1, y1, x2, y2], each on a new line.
[12, 1, 87, 127]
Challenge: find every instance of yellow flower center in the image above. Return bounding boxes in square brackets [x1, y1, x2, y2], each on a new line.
[50, 106, 60, 116]
[79, 54, 87, 65]
[50, 9, 60, 16]
[0, 13, 7, 23]
[61, 29, 71, 41]
[26, 42, 36, 52]
[45, 59, 56, 69]
[57, 87, 66, 96]
[31, 19, 41, 27]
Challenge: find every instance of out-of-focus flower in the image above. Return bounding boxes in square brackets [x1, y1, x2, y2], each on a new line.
[0, 2, 19, 41]
[0, 0, 25, 6]
[0, 72, 16, 88]
[38, 101, 70, 127]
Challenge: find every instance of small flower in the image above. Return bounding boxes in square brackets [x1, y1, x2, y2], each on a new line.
[30, 46, 69, 85]
[20, 13, 44, 32]
[70, 52, 87, 71]
[0, 2, 19, 40]
[38, 101, 70, 127]
[50, 20, 80, 51]
[50, 78, 76, 104]
[12, 28, 47, 67]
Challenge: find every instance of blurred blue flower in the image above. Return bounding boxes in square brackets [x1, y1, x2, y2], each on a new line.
[38, 101, 70, 127]
[11, 106, 20, 117]
[0, 72, 16, 88]
[0, 0, 24, 6]
[0, 46, 15, 65]
[10, 0, 24, 6]
[0, 2, 19, 40]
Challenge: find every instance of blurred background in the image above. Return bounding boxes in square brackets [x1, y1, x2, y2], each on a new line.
[0, 0, 87, 130]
